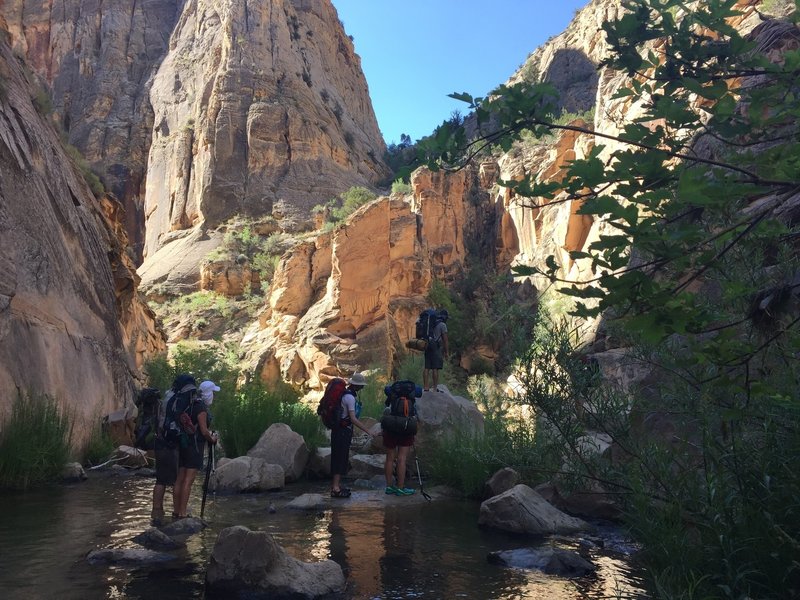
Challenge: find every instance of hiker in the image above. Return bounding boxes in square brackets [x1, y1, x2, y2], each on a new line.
[151, 373, 195, 525]
[383, 381, 422, 496]
[423, 309, 449, 392]
[172, 379, 219, 519]
[331, 372, 376, 498]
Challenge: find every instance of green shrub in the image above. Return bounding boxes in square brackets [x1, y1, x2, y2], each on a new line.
[82, 421, 116, 467]
[423, 375, 546, 497]
[356, 370, 390, 419]
[63, 144, 105, 197]
[252, 252, 280, 286]
[390, 179, 412, 195]
[213, 380, 325, 457]
[321, 186, 377, 226]
[0, 394, 72, 489]
[144, 343, 239, 395]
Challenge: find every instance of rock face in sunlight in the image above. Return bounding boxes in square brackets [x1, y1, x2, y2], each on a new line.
[0, 32, 165, 443]
[239, 172, 505, 386]
[139, 0, 389, 285]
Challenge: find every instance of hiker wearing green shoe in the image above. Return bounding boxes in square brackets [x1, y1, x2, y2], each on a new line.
[382, 381, 423, 496]
[383, 430, 415, 495]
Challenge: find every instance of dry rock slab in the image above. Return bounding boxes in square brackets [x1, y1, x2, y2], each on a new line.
[478, 484, 590, 535]
[247, 423, 309, 483]
[211, 456, 284, 493]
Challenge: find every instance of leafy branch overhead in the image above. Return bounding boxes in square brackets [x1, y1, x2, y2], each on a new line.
[420, 2, 800, 597]
[423, 0, 800, 348]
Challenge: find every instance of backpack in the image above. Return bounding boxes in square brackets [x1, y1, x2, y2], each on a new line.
[415, 309, 439, 342]
[162, 384, 199, 446]
[381, 380, 418, 435]
[317, 377, 348, 429]
[133, 388, 161, 450]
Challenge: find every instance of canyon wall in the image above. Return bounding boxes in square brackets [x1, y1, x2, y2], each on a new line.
[0, 27, 165, 441]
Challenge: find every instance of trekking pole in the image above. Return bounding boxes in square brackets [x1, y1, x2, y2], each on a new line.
[200, 437, 214, 520]
[413, 446, 432, 501]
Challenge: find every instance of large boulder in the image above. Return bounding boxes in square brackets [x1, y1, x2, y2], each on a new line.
[483, 467, 521, 499]
[206, 526, 345, 598]
[415, 387, 484, 455]
[478, 484, 590, 535]
[347, 454, 385, 480]
[306, 447, 332, 479]
[211, 456, 284, 493]
[247, 423, 309, 483]
[87, 548, 176, 565]
[132, 527, 184, 551]
[535, 481, 621, 521]
[62, 462, 87, 482]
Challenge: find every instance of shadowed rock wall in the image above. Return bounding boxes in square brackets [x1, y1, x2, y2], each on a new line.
[0, 30, 165, 443]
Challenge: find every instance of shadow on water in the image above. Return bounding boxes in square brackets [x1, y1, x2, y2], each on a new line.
[0, 474, 648, 599]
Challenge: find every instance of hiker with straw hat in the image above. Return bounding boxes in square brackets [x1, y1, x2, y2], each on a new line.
[330, 372, 376, 498]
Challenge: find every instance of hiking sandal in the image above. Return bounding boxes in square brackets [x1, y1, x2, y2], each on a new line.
[330, 489, 351, 498]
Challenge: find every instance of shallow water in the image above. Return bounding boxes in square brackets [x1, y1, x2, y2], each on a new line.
[0, 473, 649, 599]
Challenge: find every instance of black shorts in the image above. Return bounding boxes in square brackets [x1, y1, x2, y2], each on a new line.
[154, 439, 178, 485]
[178, 437, 205, 470]
[424, 341, 444, 370]
[330, 426, 353, 476]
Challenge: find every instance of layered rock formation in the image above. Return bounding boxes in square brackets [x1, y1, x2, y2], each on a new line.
[140, 0, 389, 291]
[240, 165, 504, 386]
[0, 0, 184, 259]
[0, 30, 165, 442]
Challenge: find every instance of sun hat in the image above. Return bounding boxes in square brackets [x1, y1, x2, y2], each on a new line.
[199, 380, 221, 394]
[348, 373, 367, 387]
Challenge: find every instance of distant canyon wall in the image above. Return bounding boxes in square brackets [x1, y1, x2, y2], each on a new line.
[0, 0, 389, 270]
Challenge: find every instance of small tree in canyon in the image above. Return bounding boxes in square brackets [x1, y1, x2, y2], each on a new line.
[424, 1, 800, 597]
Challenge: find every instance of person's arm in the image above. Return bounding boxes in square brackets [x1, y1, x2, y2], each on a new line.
[441, 330, 449, 359]
[348, 408, 375, 436]
[197, 411, 218, 444]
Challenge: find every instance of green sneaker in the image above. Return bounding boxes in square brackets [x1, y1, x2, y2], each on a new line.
[385, 486, 399, 495]
[396, 487, 415, 496]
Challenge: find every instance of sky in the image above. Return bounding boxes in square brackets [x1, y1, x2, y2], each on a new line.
[331, 0, 589, 145]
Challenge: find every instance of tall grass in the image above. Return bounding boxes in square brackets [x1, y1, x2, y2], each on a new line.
[82, 421, 116, 467]
[0, 394, 72, 489]
[423, 376, 552, 498]
[213, 381, 326, 457]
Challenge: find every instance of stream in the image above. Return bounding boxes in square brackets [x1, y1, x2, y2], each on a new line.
[0, 471, 649, 599]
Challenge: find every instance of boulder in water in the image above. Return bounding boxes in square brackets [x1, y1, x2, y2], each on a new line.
[87, 547, 176, 565]
[478, 484, 590, 535]
[206, 526, 345, 598]
[487, 547, 596, 577]
[132, 527, 184, 551]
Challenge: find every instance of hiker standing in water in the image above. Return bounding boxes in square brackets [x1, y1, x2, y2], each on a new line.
[172, 380, 219, 519]
[330, 373, 375, 498]
[423, 309, 449, 392]
[151, 373, 194, 525]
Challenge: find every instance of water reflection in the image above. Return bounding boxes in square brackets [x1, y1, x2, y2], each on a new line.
[0, 476, 649, 599]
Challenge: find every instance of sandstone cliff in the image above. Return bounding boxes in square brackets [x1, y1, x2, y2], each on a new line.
[0, 0, 389, 275]
[0, 0, 184, 259]
[238, 0, 793, 387]
[0, 29, 165, 442]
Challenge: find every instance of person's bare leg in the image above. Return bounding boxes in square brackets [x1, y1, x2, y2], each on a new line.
[396, 446, 410, 488]
[153, 483, 166, 512]
[423, 368, 430, 390]
[384, 448, 397, 487]
[176, 468, 198, 516]
[432, 369, 440, 391]
[332, 473, 342, 492]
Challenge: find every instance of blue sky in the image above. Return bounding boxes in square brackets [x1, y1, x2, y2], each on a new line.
[331, 1, 588, 145]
